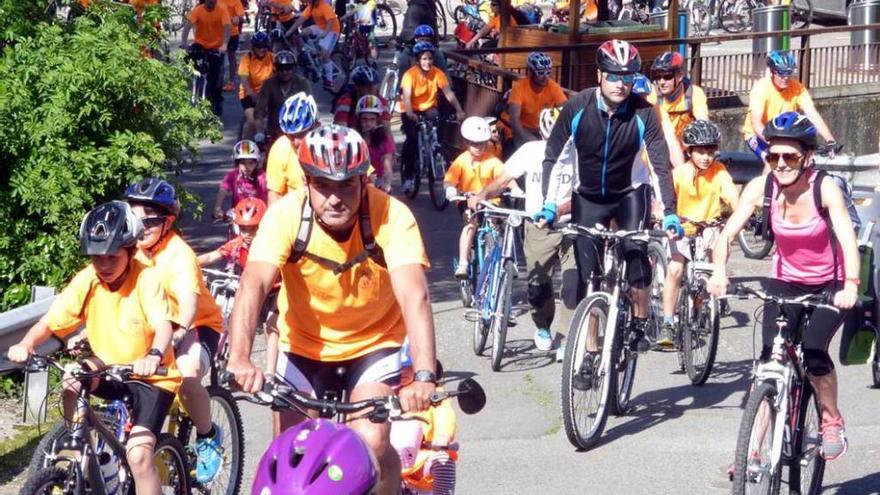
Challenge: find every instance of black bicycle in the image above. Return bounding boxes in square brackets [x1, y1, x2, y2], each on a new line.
[404, 114, 452, 210]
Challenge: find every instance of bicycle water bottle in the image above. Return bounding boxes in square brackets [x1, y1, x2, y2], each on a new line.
[98, 451, 120, 495]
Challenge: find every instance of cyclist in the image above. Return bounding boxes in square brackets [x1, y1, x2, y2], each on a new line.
[469, 107, 576, 359]
[180, 0, 232, 116]
[539, 39, 681, 372]
[338, 0, 380, 67]
[254, 50, 313, 144]
[463, 0, 517, 51]
[221, 0, 246, 92]
[239, 31, 275, 140]
[400, 41, 466, 195]
[226, 124, 437, 495]
[266, 92, 320, 204]
[334, 65, 391, 129]
[483, 116, 504, 159]
[709, 112, 858, 461]
[395, 24, 449, 78]
[123, 178, 227, 484]
[645, 51, 709, 143]
[446, 117, 507, 278]
[285, 0, 341, 88]
[398, 0, 438, 46]
[212, 140, 268, 220]
[356, 95, 395, 193]
[658, 119, 738, 347]
[200, 197, 268, 270]
[267, 0, 299, 39]
[8, 201, 181, 495]
[501, 51, 568, 149]
[742, 50, 837, 163]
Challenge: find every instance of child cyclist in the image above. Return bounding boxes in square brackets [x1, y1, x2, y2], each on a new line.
[199, 197, 268, 271]
[123, 178, 227, 484]
[355, 95, 395, 193]
[339, 0, 379, 66]
[658, 120, 739, 346]
[213, 139, 268, 220]
[444, 116, 507, 278]
[8, 201, 182, 494]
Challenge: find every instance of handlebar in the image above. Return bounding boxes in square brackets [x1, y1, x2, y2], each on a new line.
[202, 268, 240, 281]
[726, 284, 839, 313]
[559, 223, 667, 243]
[679, 216, 727, 233]
[14, 353, 168, 380]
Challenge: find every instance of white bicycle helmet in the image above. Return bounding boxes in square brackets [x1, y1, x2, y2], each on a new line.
[355, 95, 385, 115]
[539, 106, 562, 140]
[460, 116, 491, 143]
[233, 140, 260, 161]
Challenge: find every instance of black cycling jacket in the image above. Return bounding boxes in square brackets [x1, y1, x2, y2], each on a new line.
[541, 87, 676, 215]
[398, 0, 438, 43]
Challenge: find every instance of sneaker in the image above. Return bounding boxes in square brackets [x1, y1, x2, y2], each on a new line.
[195, 423, 225, 483]
[819, 416, 848, 460]
[572, 353, 597, 391]
[628, 323, 650, 354]
[656, 322, 675, 348]
[454, 262, 468, 279]
[555, 344, 565, 363]
[222, 81, 235, 91]
[401, 179, 414, 194]
[534, 328, 553, 351]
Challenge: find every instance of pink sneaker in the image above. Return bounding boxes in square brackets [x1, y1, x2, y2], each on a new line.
[819, 416, 848, 460]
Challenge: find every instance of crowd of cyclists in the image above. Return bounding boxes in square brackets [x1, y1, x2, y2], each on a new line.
[4, 0, 878, 491]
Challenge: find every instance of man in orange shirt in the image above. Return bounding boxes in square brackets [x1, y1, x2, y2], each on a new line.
[227, 125, 438, 495]
[239, 31, 275, 139]
[181, 0, 232, 116]
[505, 51, 568, 148]
[221, 0, 246, 92]
[285, 0, 341, 88]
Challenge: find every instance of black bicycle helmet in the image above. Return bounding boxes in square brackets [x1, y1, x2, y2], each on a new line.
[596, 39, 641, 74]
[763, 111, 817, 148]
[79, 201, 144, 256]
[124, 178, 180, 216]
[350, 65, 378, 86]
[650, 51, 684, 76]
[275, 50, 297, 68]
[682, 119, 722, 148]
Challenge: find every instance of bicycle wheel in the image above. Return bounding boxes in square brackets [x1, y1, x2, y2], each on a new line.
[561, 293, 615, 450]
[674, 285, 689, 371]
[612, 308, 636, 415]
[328, 52, 349, 95]
[154, 434, 192, 495]
[20, 466, 70, 495]
[691, 4, 712, 36]
[683, 279, 720, 386]
[374, 4, 398, 46]
[646, 241, 667, 344]
[490, 259, 515, 372]
[789, 0, 812, 30]
[434, 0, 449, 40]
[789, 382, 825, 495]
[176, 387, 245, 495]
[737, 211, 774, 260]
[472, 233, 495, 356]
[428, 148, 449, 211]
[732, 381, 783, 495]
[379, 69, 399, 107]
[720, 0, 753, 33]
[27, 422, 68, 473]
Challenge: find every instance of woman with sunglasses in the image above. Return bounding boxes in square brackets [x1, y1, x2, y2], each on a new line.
[708, 112, 859, 462]
[501, 51, 567, 149]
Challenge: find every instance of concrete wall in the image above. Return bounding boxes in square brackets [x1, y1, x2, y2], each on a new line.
[710, 93, 880, 156]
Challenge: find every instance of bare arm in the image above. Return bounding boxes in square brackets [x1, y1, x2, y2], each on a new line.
[401, 86, 414, 117]
[181, 21, 192, 47]
[175, 292, 199, 330]
[441, 85, 465, 117]
[390, 263, 436, 412]
[468, 172, 515, 210]
[227, 261, 280, 392]
[9, 319, 54, 360]
[799, 97, 835, 143]
[197, 250, 225, 267]
[214, 188, 229, 216]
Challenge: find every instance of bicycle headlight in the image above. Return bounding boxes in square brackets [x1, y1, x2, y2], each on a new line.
[507, 214, 523, 228]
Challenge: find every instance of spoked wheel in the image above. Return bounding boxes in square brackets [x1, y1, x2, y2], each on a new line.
[154, 434, 192, 495]
[428, 148, 449, 211]
[690, 4, 712, 36]
[490, 259, 515, 372]
[27, 422, 68, 473]
[20, 467, 71, 495]
[327, 52, 349, 95]
[720, 0, 755, 33]
[789, 383, 825, 495]
[732, 381, 783, 495]
[674, 286, 689, 371]
[646, 241, 667, 345]
[561, 293, 615, 450]
[472, 234, 495, 356]
[434, 0, 448, 39]
[873, 350, 880, 388]
[683, 282, 720, 386]
[737, 211, 774, 259]
[612, 309, 636, 416]
[789, 0, 812, 30]
[374, 4, 398, 47]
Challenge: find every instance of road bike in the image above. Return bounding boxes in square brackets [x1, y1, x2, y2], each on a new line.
[720, 0, 812, 33]
[559, 224, 665, 450]
[727, 285, 831, 495]
[19, 354, 190, 495]
[404, 115, 452, 210]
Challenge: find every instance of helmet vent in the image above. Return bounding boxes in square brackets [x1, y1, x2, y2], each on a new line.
[310, 459, 330, 485]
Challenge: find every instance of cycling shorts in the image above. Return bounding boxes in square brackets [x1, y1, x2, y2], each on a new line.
[92, 380, 175, 434]
[276, 346, 401, 399]
[174, 326, 220, 377]
[227, 34, 240, 53]
[240, 95, 256, 109]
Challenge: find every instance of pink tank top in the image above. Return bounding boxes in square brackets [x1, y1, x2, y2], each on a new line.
[770, 170, 843, 284]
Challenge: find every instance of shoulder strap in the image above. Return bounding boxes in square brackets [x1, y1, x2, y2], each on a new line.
[683, 80, 693, 112]
[760, 173, 775, 241]
[812, 169, 841, 283]
[287, 194, 314, 264]
[570, 108, 585, 143]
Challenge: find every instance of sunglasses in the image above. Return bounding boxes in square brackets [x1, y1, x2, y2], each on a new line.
[276, 64, 296, 71]
[653, 73, 675, 81]
[603, 72, 635, 84]
[766, 152, 804, 167]
[142, 216, 167, 229]
[532, 69, 552, 77]
[772, 70, 794, 78]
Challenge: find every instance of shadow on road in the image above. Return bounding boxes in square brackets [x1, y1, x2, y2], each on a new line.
[823, 471, 880, 494]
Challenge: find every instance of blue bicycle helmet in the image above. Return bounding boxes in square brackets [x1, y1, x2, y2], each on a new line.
[526, 51, 552, 73]
[279, 92, 318, 135]
[763, 111, 817, 148]
[766, 50, 797, 76]
[414, 24, 434, 38]
[252, 31, 271, 48]
[412, 41, 435, 56]
[124, 178, 180, 216]
[350, 65, 378, 86]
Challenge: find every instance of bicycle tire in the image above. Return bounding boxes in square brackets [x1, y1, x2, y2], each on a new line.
[646, 241, 667, 344]
[719, 0, 753, 33]
[379, 70, 399, 109]
[732, 381, 783, 495]
[490, 259, 515, 372]
[560, 293, 615, 450]
[873, 352, 880, 388]
[374, 4, 398, 46]
[472, 231, 496, 356]
[27, 422, 68, 474]
[674, 285, 689, 371]
[328, 52, 349, 95]
[428, 148, 449, 211]
[691, 4, 711, 36]
[789, 0, 812, 30]
[434, 0, 448, 40]
[612, 308, 636, 416]
[683, 278, 720, 386]
[788, 382, 825, 495]
[737, 212, 774, 259]
[453, 5, 465, 23]
[154, 434, 192, 495]
[20, 466, 70, 495]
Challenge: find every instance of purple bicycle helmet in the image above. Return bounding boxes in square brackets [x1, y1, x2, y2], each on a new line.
[252, 419, 378, 495]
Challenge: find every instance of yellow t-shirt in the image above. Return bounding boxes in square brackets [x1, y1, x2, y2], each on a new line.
[187, 4, 232, 50]
[400, 66, 449, 113]
[238, 52, 276, 99]
[444, 151, 504, 194]
[266, 135, 306, 195]
[302, 1, 340, 33]
[741, 76, 812, 139]
[136, 232, 224, 332]
[646, 83, 709, 141]
[673, 161, 739, 235]
[248, 186, 430, 361]
[45, 262, 181, 393]
[507, 78, 568, 132]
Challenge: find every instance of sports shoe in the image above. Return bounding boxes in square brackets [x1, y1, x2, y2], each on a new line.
[656, 322, 675, 348]
[555, 344, 565, 363]
[222, 81, 235, 91]
[572, 352, 597, 391]
[401, 179, 415, 195]
[454, 262, 468, 279]
[195, 423, 225, 483]
[819, 416, 848, 460]
[628, 320, 650, 354]
[534, 328, 553, 351]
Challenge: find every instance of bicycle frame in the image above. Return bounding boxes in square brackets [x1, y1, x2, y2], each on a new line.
[416, 117, 443, 182]
[472, 207, 521, 321]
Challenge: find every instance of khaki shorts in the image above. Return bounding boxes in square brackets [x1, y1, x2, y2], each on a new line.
[667, 227, 719, 262]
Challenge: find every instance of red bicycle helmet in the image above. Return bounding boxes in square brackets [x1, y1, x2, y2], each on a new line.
[233, 197, 267, 227]
[650, 51, 684, 76]
[298, 125, 370, 181]
[596, 39, 641, 74]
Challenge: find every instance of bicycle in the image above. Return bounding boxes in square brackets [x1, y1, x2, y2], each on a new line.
[719, 0, 811, 33]
[403, 114, 452, 211]
[291, 30, 348, 94]
[681, 0, 715, 36]
[379, 48, 405, 113]
[617, 0, 651, 23]
[19, 354, 191, 495]
[727, 284, 832, 495]
[559, 224, 665, 450]
[186, 45, 218, 107]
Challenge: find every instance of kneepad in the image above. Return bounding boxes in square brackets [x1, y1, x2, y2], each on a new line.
[803, 349, 835, 377]
[527, 283, 554, 308]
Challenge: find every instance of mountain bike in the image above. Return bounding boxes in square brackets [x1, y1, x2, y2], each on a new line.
[681, 0, 714, 36]
[19, 354, 190, 495]
[404, 115, 451, 211]
[727, 285, 831, 495]
[290, 30, 347, 94]
[560, 224, 665, 450]
[379, 48, 405, 113]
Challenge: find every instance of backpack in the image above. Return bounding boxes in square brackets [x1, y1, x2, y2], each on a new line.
[286, 191, 387, 274]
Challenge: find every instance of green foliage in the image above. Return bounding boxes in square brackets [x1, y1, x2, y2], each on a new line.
[0, 2, 220, 311]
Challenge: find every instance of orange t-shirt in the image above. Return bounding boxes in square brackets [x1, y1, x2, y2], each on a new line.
[248, 186, 430, 361]
[270, 0, 296, 23]
[187, 4, 232, 50]
[443, 151, 504, 194]
[220, 0, 246, 36]
[400, 66, 449, 112]
[486, 13, 517, 32]
[302, 1, 340, 33]
[266, 135, 306, 195]
[742, 76, 812, 139]
[508, 77, 568, 131]
[238, 51, 276, 99]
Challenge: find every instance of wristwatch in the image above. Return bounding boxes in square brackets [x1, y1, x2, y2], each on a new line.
[413, 369, 437, 384]
[148, 348, 164, 359]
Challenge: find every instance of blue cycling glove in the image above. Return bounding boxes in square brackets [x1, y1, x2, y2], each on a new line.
[663, 213, 684, 238]
[532, 202, 557, 226]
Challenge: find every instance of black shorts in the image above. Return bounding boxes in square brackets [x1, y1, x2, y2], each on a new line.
[227, 35, 239, 53]
[92, 380, 175, 435]
[276, 346, 402, 400]
[280, 18, 297, 31]
[240, 95, 256, 110]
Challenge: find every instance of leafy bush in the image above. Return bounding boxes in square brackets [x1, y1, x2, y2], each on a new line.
[0, 2, 219, 311]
